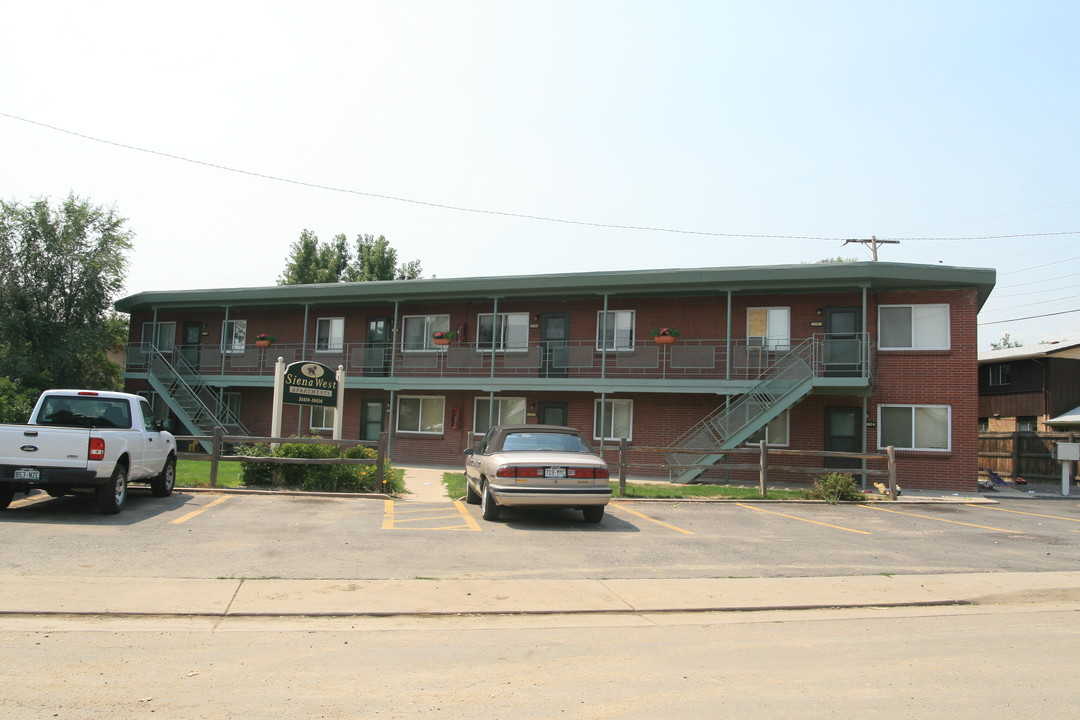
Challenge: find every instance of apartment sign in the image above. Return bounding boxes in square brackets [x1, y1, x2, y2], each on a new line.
[282, 361, 339, 407]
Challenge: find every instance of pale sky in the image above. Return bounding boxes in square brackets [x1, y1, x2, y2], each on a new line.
[2, 1, 1077, 350]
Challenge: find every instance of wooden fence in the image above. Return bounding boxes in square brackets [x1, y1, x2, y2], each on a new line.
[175, 428, 390, 492]
[608, 439, 899, 499]
[978, 431, 1079, 484]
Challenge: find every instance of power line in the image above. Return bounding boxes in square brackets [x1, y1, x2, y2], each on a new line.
[3, 110, 1079, 245]
[980, 308, 1080, 326]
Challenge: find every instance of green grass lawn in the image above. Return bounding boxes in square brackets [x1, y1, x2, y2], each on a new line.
[441, 472, 805, 500]
[176, 459, 244, 488]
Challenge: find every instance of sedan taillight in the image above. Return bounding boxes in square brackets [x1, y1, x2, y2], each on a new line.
[88, 437, 106, 461]
[496, 466, 608, 479]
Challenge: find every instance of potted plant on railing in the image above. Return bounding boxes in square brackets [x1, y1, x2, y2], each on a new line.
[652, 327, 680, 345]
[432, 330, 456, 346]
[255, 333, 276, 348]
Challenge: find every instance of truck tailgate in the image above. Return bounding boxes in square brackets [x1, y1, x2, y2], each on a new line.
[0, 426, 92, 470]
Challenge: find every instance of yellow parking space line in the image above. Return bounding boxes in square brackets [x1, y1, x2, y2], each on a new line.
[737, 503, 871, 535]
[858, 504, 1023, 533]
[170, 495, 230, 525]
[610, 502, 693, 534]
[382, 499, 480, 531]
[964, 504, 1080, 523]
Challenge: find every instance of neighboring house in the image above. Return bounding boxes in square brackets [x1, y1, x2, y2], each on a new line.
[114, 261, 994, 491]
[978, 341, 1080, 432]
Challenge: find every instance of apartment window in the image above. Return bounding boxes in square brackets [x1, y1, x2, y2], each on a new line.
[397, 396, 445, 434]
[746, 410, 790, 446]
[879, 405, 950, 451]
[989, 364, 1011, 386]
[222, 391, 241, 425]
[140, 322, 176, 352]
[747, 307, 790, 351]
[222, 320, 247, 353]
[474, 397, 527, 434]
[879, 305, 950, 350]
[596, 310, 634, 350]
[978, 417, 989, 432]
[310, 405, 336, 431]
[477, 313, 529, 351]
[316, 317, 344, 351]
[594, 399, 633, 441]
[1017, 416, 1038, 432]
[401, 314, 450, 351]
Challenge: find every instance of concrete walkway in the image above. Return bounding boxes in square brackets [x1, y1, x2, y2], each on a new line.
[2, 571, 1078, 617]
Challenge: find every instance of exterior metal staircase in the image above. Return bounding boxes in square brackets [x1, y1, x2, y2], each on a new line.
[141, 346, 249, 452]
[666, 337, 819, 483]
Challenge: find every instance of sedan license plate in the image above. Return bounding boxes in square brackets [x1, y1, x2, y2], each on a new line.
[544, 467, 567, 478]
[14, 468, 40, 481]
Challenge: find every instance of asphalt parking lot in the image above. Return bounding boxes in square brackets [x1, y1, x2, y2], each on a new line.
[2, 485, 1078, 582]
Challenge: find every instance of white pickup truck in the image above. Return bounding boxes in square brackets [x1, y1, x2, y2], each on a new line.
[0, 390, 177, 514]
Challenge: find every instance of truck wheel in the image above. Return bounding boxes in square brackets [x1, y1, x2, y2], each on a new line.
[97, 464, 128, 514]
[0, 486, 13, 510]
[151, 455, 176, 497]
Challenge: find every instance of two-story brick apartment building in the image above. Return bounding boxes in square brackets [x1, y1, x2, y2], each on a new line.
[115, 261, 995, 491]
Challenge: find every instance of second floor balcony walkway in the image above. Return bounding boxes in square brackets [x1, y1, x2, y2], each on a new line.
[126, 335, 873, 390]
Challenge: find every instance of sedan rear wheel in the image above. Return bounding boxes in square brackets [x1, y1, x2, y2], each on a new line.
[465, 477, 481, 505]
[481, 482, 501, 521]
[583, 505, 605, 523]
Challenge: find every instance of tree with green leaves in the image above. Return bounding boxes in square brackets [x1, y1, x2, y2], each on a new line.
[278, 230, 422, 285]
[0, 194, 132, 401]
[991, 333, 1022, 350]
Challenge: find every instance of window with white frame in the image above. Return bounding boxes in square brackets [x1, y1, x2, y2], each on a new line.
[594, 399, 633, 441]
[477, 313, 529, 351]
[316, 317, 344, 351]
[221, 320, 247, 353]
[746, 409, 789, 446]
[474, 397, 527, 434]
[596, 310, 634, 350]
[879, 404, 950, 451]
[401, 314, 450, 351]
[989, 363, 1011, 386]
[397, 396, 445, 433]
[879, 304, 950, 350]
[747, 307, 790, 351]
[310, 405, 336, 431]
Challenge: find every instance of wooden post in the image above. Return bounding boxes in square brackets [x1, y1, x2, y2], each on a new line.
[376, 431, 387, 494]
[758, 440, 767, 498]
[1011, 431, 1021, 483]
[887, 445, 897, 500]
[209, 426, 222, 488]
[619, 437, 628, 497]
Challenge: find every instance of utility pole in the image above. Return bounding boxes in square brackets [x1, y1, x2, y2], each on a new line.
[843, 236, 899, 261]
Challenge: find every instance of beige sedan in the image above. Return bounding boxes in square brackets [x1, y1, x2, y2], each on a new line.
[464, 425, 611, 523]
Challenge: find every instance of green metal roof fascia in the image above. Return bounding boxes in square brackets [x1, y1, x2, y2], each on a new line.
[114, 262, 996, 313]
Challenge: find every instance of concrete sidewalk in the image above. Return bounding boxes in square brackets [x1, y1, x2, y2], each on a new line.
[1, 571, 1078, 617]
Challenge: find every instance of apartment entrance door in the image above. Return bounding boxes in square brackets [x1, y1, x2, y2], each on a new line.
[823, 307, 862, 377]
[541, 313, 570, 378]
[824, 407, 862, 470]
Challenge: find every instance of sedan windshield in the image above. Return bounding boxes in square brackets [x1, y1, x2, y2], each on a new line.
[500, 432, 591, 453]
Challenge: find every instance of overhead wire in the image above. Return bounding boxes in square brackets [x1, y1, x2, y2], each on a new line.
[3, 110, 1078, 245]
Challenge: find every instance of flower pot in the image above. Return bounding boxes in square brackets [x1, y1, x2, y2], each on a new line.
[433, 338, 451, 346]
[654, 335, 677, 345]
[256, 340, 271, 348]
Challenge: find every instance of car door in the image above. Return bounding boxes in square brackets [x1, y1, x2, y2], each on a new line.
[137, 398, 169, 478]
[466, 428, 494, 484]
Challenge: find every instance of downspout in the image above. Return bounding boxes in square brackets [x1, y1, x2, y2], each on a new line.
[488, 297, 499, 431]
[599, 295, 609, 455]
[220, 307, 230, 375]
[725, 290, 732, 380]
[861, 286, 869, 488]
[387, 301, 400, 457]
[299, 304, 311, 437]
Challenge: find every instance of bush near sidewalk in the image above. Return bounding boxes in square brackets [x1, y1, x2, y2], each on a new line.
[805, 472, 863, 504]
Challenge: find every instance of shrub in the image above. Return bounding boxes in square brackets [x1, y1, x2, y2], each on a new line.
[235, 438, 401, 494]
[806, 472, 862, 504]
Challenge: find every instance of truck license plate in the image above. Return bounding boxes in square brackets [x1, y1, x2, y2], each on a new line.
[544, 467, 567, 478]
[14, 468, 40, 481]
